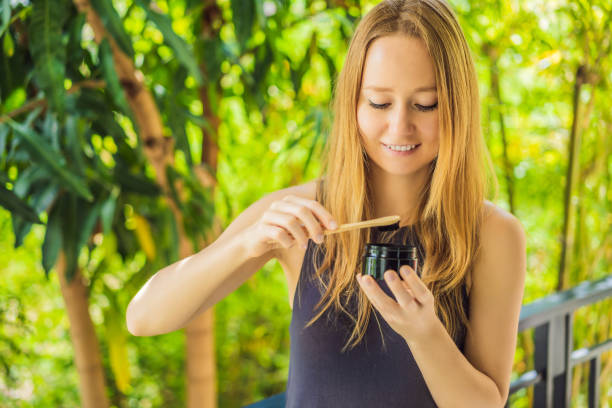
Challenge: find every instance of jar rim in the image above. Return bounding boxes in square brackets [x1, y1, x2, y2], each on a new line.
[364, 243, 417, 258]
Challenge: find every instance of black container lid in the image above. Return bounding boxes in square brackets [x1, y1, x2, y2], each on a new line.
[364, 243, 417, 258]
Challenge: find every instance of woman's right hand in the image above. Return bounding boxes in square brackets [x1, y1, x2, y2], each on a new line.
[242, 195, 338, 258]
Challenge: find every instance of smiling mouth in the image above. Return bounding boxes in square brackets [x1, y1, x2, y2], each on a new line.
[381, 143, 421, 152]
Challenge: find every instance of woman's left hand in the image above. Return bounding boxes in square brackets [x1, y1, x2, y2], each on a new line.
[356, 265, 441, 345]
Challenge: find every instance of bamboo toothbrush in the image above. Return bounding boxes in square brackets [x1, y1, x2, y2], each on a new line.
[323, 215, 401, 235]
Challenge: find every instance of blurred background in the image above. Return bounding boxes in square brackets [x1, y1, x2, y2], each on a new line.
[0, 0, 610, 407]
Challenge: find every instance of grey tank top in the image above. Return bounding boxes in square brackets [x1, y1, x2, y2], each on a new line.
[285, 225, 469, 407]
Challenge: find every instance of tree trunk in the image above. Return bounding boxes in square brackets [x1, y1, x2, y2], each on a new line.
[71, 1, 219, 406]
[485, 44, 515, 214]
[57, 252, 110, 408]
[183, 3, 223, 406]
[490, 59, 515, 215]
[557, 65, 587, 292]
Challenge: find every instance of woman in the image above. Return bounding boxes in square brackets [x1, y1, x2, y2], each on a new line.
[126, 0, 526, 406]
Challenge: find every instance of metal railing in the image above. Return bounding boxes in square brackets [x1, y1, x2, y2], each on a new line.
[506, 274, 612, 408]
[245, 275, 612, 408]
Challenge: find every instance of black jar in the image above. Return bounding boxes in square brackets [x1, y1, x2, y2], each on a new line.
[361, 243, 419, 280]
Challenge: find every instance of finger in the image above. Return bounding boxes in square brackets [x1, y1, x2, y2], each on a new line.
[283, 195, 338, 230]
[274, 200, 326, 243]
[264, 225, 296, 249]
[263, 210, 309, 248]
[356, 273, 401, 316]
[383, 270, 415, 309]
[399, 265, 429, 304]
[401, 280, 416, 297]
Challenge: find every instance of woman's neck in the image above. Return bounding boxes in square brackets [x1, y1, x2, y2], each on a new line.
[370, 166, 429, 226]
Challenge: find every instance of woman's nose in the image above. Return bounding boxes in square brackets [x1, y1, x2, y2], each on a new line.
[389, 105, 416, 135]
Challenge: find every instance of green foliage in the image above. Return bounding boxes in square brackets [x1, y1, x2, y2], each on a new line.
[0, 183, 42, 224]
[99, 39, 130, 115]
[7, 119, 93, 201]
[230, 0, 255, 50]
[28, 0, 70, 117]
[90, 0, 134, 57]
[134, 0, 203, 84]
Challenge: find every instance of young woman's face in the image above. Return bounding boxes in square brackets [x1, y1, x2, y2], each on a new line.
[357, 34, 439, 177]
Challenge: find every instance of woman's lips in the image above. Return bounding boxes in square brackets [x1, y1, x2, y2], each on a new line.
[381, 143, 421, 156]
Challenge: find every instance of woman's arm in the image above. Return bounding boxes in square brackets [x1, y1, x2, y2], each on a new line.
[125, 192, 280, 337]
[126, 179, 334, 337]
[407, 208, 526, 407]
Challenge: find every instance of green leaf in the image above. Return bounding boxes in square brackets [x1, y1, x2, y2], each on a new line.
[90, 0, 134, 57]
[11, 213, 32, 248]
[76, 198, 103, 253]
[114, 161, 160, 196]
[165, 165, 183, 211]
[66, 12, 86, 66]
[103, 291, 131, 392]
[100, 189, 118, 235]
[0, 0, 10, 37]
[7, 119, 93, 201]
[64, 115, 87, 177]
[166, 68, 192, 166]
[31, 182, 58, 216]
[28, 0, 69, 117]
[200, 37, 224, 85]
[231, 0, 255, 49]
[12, 181, 58, 249]
[3, 31, 14, 56]
[12, 166, 46, 197]
[42, 201, 62, 276]
[1, 87, 27, 113]
[318, 46, 337, 83]
[0, 123, 9, 158]
[134, 0, 202, 84]
[59, 193, 78, 282]
[99, 38, 130, 114]
[0, 184, 42, 224]
[291, 32, 317, 93]
[253, 39, 273, 87]
[303, 109, 323, 176]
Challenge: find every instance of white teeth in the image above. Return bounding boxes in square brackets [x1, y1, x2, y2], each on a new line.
[384, 144, 418, 152]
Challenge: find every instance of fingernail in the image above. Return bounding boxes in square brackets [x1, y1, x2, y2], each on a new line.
[386, 271, 397, 282]
[330, 221, 338, 230]
[316, 234, 324, 242]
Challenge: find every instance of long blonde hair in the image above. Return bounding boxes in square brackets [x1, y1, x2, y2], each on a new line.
[306, 0, 498, 352]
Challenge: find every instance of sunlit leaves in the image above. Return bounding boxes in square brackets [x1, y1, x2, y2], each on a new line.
[28, 0, 70, 117]
[7, 119, 93, 201]
[134, 0, 202, 84]
[90, 0, 134, 57]
[0, 183, 42, 224]
[99, 39, 130, 114]
[230, 0, 255, 50]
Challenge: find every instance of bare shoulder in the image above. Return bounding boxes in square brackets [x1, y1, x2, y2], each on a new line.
[474, 200, 526, 290]
[480, 200, 526, 246]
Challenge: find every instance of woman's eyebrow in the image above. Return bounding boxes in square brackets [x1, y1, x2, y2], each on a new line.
[363, 85, 437, 92]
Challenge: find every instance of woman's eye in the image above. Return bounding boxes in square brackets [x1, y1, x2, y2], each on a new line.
[368, 101, 390, 110]
[415, 102, 438, 112]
